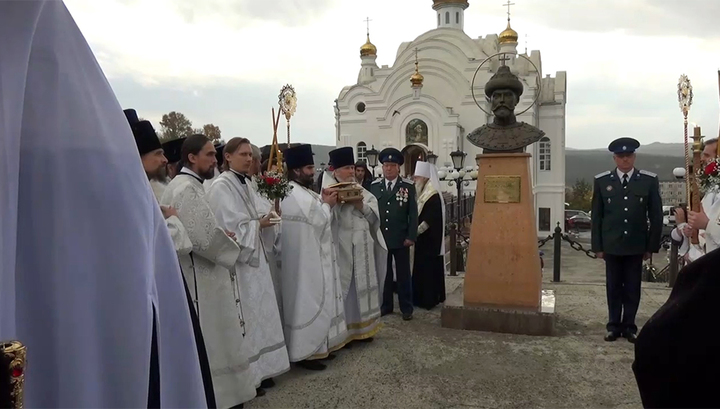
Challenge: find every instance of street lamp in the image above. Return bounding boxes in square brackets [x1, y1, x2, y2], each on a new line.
[673, 167, 686, 179]
[450, 149, 467, 171]
[426, 151, 438, 165]
[366, 145, 379, 179]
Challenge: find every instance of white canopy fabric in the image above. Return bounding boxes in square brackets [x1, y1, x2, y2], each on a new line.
[414, 161, 446, 255]
[0, 1, 206, 407]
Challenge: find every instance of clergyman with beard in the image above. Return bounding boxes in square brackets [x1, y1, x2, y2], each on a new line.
[160, 134, 257, 408]
[322, 147, 388, 345]
[279, 144, 349, 371]
[466, 64, 545, 153]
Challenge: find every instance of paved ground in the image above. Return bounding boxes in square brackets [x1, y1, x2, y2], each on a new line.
[247, 234, 672, 408]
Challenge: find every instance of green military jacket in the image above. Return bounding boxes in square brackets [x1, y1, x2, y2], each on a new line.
[591, 168, 663, 256]
[370, 178, 419, 250]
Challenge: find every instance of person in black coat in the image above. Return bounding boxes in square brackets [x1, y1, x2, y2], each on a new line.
[632, 247, 720, 408]
[411, 161, 446, 309]
[355, 161, 373, 191]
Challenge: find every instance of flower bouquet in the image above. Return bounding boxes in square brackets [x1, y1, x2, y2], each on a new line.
[254, 171, 293, 224]
[697, 158, 720, 195]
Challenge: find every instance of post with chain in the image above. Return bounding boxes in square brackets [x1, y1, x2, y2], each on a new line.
[449, 223, 457, 277]
[668, 240, 679, 287]
[553, 222, 562, 282]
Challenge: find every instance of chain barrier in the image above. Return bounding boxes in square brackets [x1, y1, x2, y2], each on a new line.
[537, 235, 553, 248]
[561, 234, 598, 259]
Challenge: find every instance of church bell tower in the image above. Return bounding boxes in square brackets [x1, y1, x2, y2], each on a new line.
[433, 0, 469, 31]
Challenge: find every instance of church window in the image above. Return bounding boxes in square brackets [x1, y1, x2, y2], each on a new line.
[357, 142, 367, 163]
[356, 102, 366, 113]
[538, 208, 551, 231]
[445, 12, 449, 24]
[456, 12, 459, 24]
[438, 13, 440, 26]
[539, 137, 551, 171]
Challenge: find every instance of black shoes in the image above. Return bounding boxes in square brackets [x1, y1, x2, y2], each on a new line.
[624, 333, 638, 343]
[260, 378, 275, 389]
[604, 332, 620, 342]
[402, 313, 413, 321]
[255, 388, 266, 397]
[297, 360, 327, 371]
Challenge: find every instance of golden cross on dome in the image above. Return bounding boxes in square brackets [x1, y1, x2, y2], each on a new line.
[414, 47, 419, 65]
[503, 0, 515, 22]
[364, 17, 372, 36]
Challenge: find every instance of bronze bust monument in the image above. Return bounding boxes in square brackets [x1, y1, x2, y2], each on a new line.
[466, 65, 545, 153]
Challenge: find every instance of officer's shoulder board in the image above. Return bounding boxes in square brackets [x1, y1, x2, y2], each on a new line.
[371, 179, 382, 185]
[639, 169, 657, 178]
[594, 170, 611, 179]
[401, 178, 413, 185]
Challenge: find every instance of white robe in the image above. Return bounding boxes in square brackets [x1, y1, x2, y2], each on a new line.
[160, 171, 256, 408]
[280, 182, 348, 361]
[686, 189, 720, 261]
[151, 181, 192, 255]
[207, 172, 290, 386]
[322, 173, 387, 341]
[0, 2, 207, 406]
[252, 179, 284, 317]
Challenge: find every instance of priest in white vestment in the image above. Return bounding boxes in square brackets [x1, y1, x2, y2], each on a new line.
[322, 147, 387, 343]
[687, 141, 720, 260]
[280, 144, 348, 371]
[204, 142, 225, 192]
[0, 2, 208, 406]
[160, 134, 257, 408]
[207, 138, 290, 394]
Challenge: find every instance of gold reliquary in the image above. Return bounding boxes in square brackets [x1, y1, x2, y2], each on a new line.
[1, 340, 26, 409]
[327, 182, 364, 203]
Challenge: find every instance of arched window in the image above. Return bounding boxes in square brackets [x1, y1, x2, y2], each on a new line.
[437, 13, 440, 26]
[456, 12, 460, 24]
[445, 12, 449, 24]
[539, 137, 551, 171]
[357, 141, 367, 163]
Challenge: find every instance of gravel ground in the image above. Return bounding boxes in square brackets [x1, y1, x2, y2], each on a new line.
[246, 237, 672, 409]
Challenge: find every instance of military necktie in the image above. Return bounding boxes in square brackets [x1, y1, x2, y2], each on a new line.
[387, 181, 392, 192]
[622, 173, 628, 188]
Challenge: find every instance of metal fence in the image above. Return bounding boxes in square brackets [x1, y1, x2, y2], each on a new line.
[444, 193, 476, 230]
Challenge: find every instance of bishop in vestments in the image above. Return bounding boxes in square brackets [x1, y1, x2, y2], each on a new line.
[321, 147, 387, 343]
[207, 138, 290, 394]
[161, 134, 257, 408]
[280, 145, 348, 371]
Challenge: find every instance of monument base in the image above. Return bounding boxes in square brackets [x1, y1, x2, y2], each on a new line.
[441, 284, 556, 336]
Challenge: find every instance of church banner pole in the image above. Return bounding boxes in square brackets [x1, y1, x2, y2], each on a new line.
[279, 85, 297, 146]
[677, 75, 693, 206]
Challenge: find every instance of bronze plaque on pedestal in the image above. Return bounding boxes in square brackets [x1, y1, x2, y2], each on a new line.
[484, 175, 521, 203]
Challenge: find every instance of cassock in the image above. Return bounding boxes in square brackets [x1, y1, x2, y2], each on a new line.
[633, 247, 720, 408]
[207, 171, 290, 386]
[280, 181, 348, 361]
[161, 169, 257, 408]
[321, 172, 387, 341]
[0, 1, 207, 407]
[412, 162, 447, 310]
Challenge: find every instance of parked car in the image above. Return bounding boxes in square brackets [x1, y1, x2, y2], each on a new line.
[565, 209, 590, 230]
[567, 214, 592, 232]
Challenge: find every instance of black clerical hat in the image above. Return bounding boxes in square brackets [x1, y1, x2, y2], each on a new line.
[162, 137, 185, 164]
[608, 137, 640, 154]
[285, 144, 314, 170]
[328, 147, 355, 169]
[379, 147, 404, 165]
[124, 108, 139, 124]
[214, 143, 225, 167]
[131, 121, 163, 156]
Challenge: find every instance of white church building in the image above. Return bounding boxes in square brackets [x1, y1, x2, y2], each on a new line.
[334, 0, 567, 235]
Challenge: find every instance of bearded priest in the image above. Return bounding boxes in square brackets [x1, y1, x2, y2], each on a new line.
[280, 144, 348, 371]
[207, 137, 290, 395]
[160, 134, 257, 408]
[322, 147, 387, 343]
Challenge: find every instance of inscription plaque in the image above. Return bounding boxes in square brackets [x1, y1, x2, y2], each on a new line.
[484, 175, 521, 203]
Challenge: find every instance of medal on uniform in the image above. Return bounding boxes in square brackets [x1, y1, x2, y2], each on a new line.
[608, 198, 611, 203]
[640, 198, 643, 202]
[606, 186, 612, 191]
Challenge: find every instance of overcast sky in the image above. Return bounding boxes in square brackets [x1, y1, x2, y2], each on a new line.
[65, 0, 719, 150]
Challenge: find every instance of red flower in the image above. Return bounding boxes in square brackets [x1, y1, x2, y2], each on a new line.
[704, 161, 718, 176]
[264, 177, 279, 185]
[328, 166, 334, 172]
[11, 367, 22, 377]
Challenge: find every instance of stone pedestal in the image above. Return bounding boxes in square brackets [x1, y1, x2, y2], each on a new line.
[441, 153, 556, 335]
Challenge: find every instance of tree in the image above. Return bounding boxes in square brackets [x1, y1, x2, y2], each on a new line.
[203, 124, 222, 143]
[567, 178, 592, 211]
[159, 111, 193, 141]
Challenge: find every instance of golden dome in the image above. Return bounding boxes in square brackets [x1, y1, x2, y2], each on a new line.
[432, 0, 469, 10]
[360, 35, 377, 57]
[498, 21, 518, 44]
[410, 71, 424, 87]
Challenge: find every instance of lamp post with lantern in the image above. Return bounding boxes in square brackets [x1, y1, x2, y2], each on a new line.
[365, 145, 380, 180]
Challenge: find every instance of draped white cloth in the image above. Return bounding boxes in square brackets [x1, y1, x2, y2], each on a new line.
[0, 1, 206, 407]
[252, 181, 284, 318]
[151, 179, 168, 202]
[280, 182, 348, 361]
[685, 189, 720, 262]
[207, 171, 289, 386]
[161, 171, 257, 408]
[414, 161, 446, 255]
[151, 182, 192, 255]
[322, 172, 387, 340]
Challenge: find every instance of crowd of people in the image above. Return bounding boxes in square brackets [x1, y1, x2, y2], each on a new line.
[129, 112, 449, 407]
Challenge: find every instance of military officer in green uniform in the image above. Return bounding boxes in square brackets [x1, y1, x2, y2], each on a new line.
[591, 137, 663, 343]
[371, 148, 418, 320]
